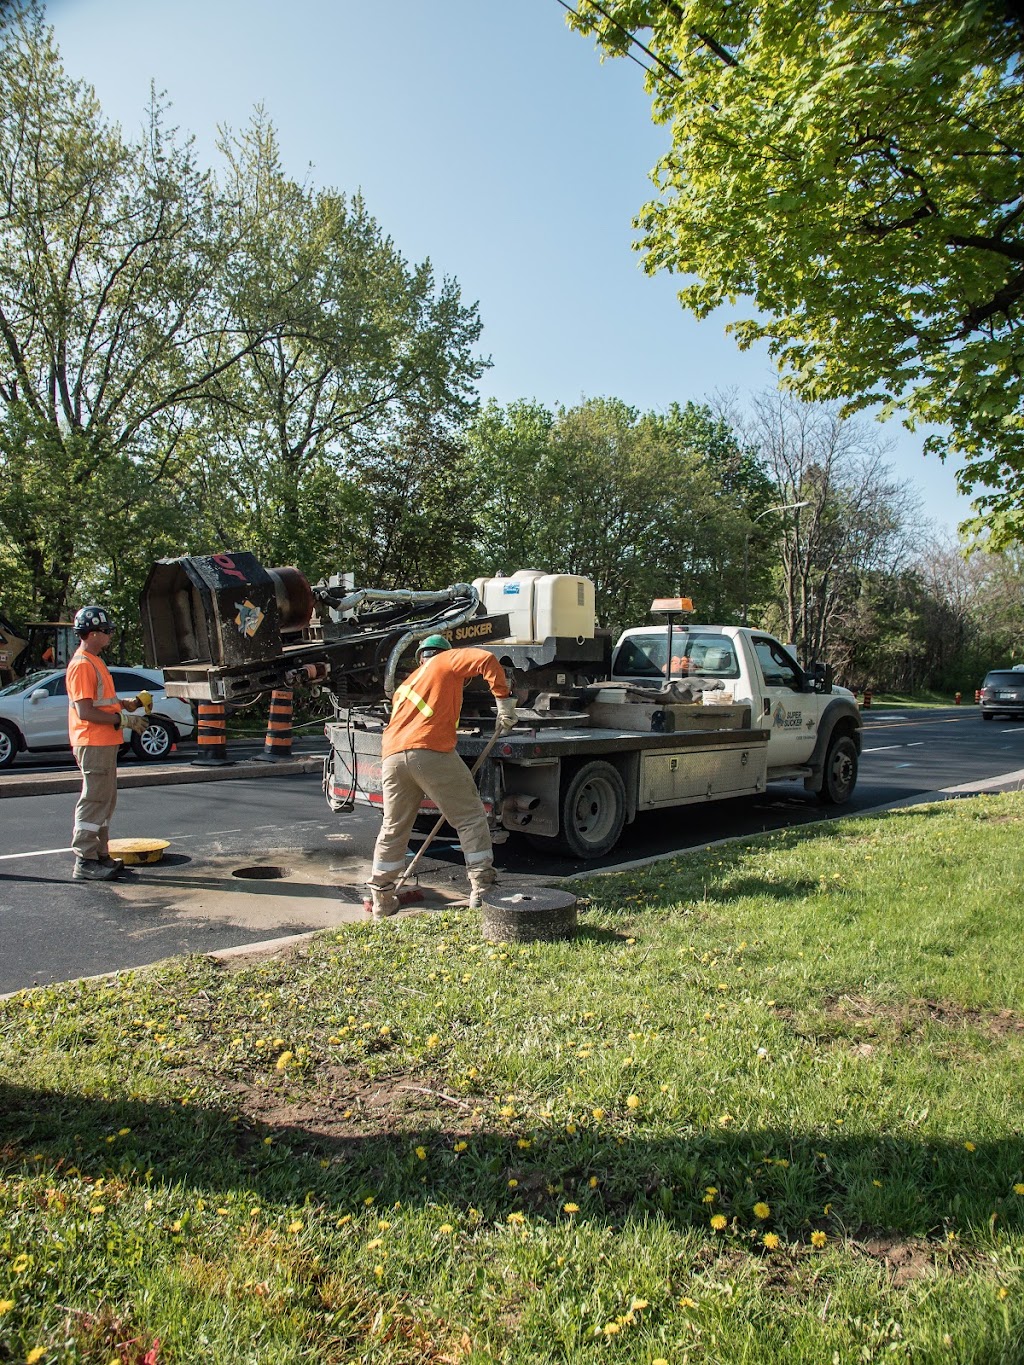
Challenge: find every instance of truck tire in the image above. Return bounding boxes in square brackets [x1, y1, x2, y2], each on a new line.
[819, 733, 858, 805]
[0, 720, 18, 770]
[551, 759, 627, 859]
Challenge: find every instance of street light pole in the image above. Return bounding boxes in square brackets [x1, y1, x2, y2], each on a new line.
[741, 500, 812, 628]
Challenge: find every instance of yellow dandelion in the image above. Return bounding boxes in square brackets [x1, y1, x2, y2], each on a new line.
[26, 1350, 46, 1365]
[762, 1232, 780, 1250]
[592, 1107, 605, 1122]
[589, 1176, 599, 1188]
[653, 1359, 669, 1365]
[415, 1146, 427, 1160]
[517, 1138, 532, 1150]
[964, 1141, 976, 1152]
[631, 1297, 649, 1311]
[0, 1300, 13, 1315]
[454, 1141, 468, 1153]
[679, 1296, 698, 1308]
[426, 1034, 440, 1048]
[753, 1202, 771, 1220]
[336, 1213, 352, 1226]
[366, 1237, 383, 1250]
[499, 1105, 515, 1118]
[998, 1287, 1009, 1301]
[507, 1211, 525, 1225]
[710, 1214, 727, 1231]
[508, 1178, 518, 1188]
[565, 1122, 577, 1135]
[11, 1255, 29, 1274]
[439, 1223, 454, 1234]
[287, 1220, 303, 1234]
[563, 1202, 580, 1214]
[811, 1230, 827, 1248]
[626, 1094, 641, 1110]
[603, 1322, 621, 1336]
[373, 1264, 383, 1277]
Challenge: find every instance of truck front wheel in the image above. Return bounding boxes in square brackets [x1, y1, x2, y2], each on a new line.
[552, 760, 627, 859]
[819, 733, 858, 805]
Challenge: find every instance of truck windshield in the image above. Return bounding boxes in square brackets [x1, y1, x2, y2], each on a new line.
[615, 632, 739, 680]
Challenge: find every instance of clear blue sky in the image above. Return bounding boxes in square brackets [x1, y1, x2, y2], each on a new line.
[46, 0, 972, 536]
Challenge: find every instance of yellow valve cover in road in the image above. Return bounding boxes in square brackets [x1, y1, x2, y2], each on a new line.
[107, 837, 170, 864]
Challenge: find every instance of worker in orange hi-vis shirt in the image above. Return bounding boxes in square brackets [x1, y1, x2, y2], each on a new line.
[65, 606, 149, 882]
[367, 635, 516, 921]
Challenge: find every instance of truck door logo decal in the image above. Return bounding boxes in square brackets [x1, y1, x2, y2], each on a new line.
[773, 702, 804, 729]
[234, 600, 265, 638]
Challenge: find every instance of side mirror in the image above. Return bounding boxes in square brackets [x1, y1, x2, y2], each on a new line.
[806, 662, 833, 695]
[28, 688, 49, 702]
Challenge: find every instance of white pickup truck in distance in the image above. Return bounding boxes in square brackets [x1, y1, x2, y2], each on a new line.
[324, 613, 862, 861]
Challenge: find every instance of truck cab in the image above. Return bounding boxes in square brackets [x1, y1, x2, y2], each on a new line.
[610, 623, 860, 798]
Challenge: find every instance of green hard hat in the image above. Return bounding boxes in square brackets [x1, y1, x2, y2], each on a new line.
[416, 633, 451, 656]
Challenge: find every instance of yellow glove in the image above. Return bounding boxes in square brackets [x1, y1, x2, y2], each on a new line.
[135, 690, 153, 715]
[119, 710, 148, 735]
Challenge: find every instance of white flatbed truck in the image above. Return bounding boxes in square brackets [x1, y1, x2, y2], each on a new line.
[324, 611, 862, 860]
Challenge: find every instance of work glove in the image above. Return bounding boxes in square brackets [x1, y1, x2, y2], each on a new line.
[495, 696, 517, 734]
[118, 710, 149, 735]
[135, 690, 153, 715]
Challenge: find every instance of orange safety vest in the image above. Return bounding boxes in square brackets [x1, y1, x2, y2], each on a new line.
[66, 647, 122, 747]
[381, 648, 509, 758]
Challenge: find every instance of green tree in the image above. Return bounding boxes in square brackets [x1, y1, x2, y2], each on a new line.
[0, 5, 258, 622]
[743, 393, 922, 664]
[193, 113, 487, 586]
[467, 396, 763, 631]
[568, 1, 1024, 540]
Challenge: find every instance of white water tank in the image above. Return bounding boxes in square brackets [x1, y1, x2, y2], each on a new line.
[534, 573, 595, 641]
[472, 570, 595, 643]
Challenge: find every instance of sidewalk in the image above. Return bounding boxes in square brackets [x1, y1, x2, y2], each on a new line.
[0, 747, 326, 798]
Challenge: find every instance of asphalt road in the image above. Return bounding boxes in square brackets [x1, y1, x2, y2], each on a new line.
[2, 707, 1022, 994]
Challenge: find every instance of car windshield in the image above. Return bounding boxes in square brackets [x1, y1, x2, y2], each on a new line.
[984, 672, 1024, 688]
[0, 670, 54, 697]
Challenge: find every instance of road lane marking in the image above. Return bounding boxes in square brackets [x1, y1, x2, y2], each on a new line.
[863, 742, 925, 752]
[0, 848, 72, 860]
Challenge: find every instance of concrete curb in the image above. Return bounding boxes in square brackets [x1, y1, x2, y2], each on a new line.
[0, 754, 325, 798]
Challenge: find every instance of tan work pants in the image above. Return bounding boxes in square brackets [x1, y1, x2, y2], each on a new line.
[370, 748, 495, 898]
[72, 744, 119, 861]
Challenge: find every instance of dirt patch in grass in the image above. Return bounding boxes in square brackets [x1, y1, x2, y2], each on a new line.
[216, 1064, 483, 1145]
[775, 993, 1024, 1040]
[851, 1230, 982, 1287]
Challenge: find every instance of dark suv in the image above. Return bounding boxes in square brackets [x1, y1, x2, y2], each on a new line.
[979, 669, 1024, 721]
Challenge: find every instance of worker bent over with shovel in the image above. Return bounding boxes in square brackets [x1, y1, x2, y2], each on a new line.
[367, 635, 516, 920]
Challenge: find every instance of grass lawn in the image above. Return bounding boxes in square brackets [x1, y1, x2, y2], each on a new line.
[2, 794, 1023, 1363]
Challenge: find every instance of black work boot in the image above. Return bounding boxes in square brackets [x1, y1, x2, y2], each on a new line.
[72, 859, 120, 882]
[97, 854, 125, 875]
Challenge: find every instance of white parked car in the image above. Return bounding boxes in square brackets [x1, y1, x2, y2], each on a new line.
[0, 665, 195, 769]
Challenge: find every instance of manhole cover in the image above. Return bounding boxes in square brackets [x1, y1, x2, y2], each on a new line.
[231, 865, 290, 880]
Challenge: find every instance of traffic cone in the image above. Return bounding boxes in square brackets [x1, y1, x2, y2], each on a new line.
[254, 689, 294, 762]
[191, 701, 233, 766]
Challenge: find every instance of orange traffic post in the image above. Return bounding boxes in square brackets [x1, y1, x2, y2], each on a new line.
[862, 688, 872, 708]
[255, 689, 294, 763]
[955, 692, 962, 705]
[191, 701, 233, 767]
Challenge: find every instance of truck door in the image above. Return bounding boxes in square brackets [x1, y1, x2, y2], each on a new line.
[750, 635, 819, 767]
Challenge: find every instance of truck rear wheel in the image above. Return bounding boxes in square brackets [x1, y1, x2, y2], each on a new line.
[819, 733, 858, 805]
[549, 759, 627, 859]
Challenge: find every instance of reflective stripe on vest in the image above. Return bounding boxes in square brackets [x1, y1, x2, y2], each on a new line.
[393, 683, 434, 718]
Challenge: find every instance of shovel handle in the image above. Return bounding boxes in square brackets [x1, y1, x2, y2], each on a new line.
[392, 725, 504, 893]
